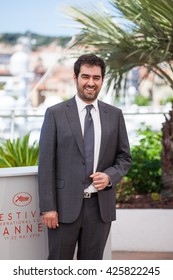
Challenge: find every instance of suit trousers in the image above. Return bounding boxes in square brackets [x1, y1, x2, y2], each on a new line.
[47, 195, 111, 260]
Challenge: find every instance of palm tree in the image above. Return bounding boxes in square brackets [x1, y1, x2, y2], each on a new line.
[65, 0, 173, 194]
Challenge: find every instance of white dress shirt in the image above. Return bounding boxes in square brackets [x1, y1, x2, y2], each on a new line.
[75, 94, 101, 193]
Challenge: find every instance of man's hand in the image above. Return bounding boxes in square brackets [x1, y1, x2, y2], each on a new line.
[41, 211, 59, 229]
[90, 172, 110, 190]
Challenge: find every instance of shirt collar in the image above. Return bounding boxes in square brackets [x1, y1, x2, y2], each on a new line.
[75, 94, 98, 112]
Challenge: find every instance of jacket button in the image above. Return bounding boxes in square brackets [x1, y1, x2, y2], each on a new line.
[82, 161, 85, 165]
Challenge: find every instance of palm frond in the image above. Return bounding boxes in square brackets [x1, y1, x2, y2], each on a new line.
[66, 0, 173, 92]
[0, 133, 39, 167]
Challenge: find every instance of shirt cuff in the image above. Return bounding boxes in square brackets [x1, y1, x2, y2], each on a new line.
[107, 176, 112, 187]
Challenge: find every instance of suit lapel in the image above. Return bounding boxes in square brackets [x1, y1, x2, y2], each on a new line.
[98, 101, 110, 167]
[65, 97, 85, 158]
[65, 98, 110, 165]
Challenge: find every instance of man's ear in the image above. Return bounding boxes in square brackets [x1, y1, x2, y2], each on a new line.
[73, 73, 77, 82]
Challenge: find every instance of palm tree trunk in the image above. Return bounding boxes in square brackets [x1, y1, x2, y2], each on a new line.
[161, 101, 173, 196]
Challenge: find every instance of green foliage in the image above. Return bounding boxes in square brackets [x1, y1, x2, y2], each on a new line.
[127, 124, 162, 194]
[0, 33, 22, 44]
[0, 82, 5, 90]
[160, 96, 173, 105]
[116, 124, 162, 203]
[67, 0, 173, 91]
[0, 32, 71, 48]
[133, 95, 150, 106]
[116, 178, 136, 203]
[0, 133, 39, 167]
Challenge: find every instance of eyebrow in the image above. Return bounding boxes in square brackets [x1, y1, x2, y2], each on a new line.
[81, 74, 101, 78]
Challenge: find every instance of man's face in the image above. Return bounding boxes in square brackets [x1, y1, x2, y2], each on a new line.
[74, 64, 104, 103]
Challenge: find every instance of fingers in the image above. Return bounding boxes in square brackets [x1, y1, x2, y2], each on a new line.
[90, 172, 109, 190]
[41, 211, 59, 229]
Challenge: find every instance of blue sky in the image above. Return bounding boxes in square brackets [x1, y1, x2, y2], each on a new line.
[1, 0, 110, 37]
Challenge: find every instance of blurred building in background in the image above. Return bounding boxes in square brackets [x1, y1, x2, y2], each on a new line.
[0, 34, 172, 143]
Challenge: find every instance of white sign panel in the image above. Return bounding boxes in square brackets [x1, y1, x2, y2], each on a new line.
[0, 167, 48, 260]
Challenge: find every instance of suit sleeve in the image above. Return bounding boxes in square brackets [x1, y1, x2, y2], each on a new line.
[38, 108, 57, 213]
[104, 110, 132, 187]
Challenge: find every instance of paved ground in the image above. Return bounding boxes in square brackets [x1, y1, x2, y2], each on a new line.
[112, 251, 173, 260]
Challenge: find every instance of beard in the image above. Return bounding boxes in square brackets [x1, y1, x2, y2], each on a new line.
[77, 86, 100, 103]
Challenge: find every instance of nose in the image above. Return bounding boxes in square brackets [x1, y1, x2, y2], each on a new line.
[87, 77, 95, 86]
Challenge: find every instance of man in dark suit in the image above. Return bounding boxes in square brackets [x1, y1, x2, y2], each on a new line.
[38, 53, 132, 260]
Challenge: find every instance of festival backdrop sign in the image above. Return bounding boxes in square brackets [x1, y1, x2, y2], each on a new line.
[0, 170, 48, 259]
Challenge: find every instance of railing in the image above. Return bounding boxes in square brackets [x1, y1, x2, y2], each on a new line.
[0, 108, 45, 141]
[0, 107, 170, 144]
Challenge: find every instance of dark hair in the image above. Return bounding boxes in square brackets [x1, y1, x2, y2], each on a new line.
[74, 54, 106, 79]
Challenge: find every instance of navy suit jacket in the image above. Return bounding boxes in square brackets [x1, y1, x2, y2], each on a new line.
[38, 96, 132, 223]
